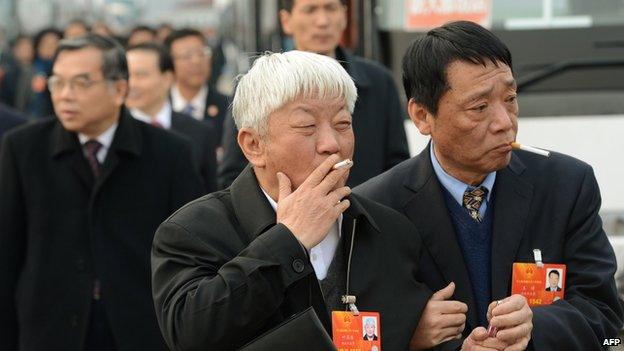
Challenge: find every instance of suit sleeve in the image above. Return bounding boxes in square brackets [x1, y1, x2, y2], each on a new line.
[0, 135, 25, 350]
[151, 217, 312, 351]
[217, 113, 248, 189]
[169, 140, 205, 212]
[383, 74, 410, 170]
[530, 166, 623, 350]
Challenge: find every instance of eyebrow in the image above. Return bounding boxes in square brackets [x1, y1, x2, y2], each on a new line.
[461, 78, 517, 104]
[51, 72, 92, 80]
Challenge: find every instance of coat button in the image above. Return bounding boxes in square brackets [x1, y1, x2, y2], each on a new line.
[292, 259, 305, 273]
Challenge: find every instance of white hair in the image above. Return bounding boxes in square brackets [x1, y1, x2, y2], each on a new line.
[232, 50, 357, 134]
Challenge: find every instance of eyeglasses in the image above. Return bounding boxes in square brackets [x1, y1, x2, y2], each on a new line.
[47, 75, 108, 93]
[172, 47, 212, 62]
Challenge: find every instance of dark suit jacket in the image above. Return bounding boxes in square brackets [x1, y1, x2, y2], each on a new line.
[0, 103, 26, 142]
[546, 287, 562, 292]
[0, 110, 204, 351]
[170, 111, 218, 192]
[355, 144, 623, 350]
[152, 166, 431, 351]
[217, 47, 409, 189]
[201, 88, 229, 147]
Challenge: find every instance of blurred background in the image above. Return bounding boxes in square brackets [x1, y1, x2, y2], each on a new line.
[1, 0, 623, 287]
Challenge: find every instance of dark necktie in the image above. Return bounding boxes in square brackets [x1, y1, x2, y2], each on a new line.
[84, 140, 102, 178]
[182, 104, 195, 116]
[462, 186, 488, 222]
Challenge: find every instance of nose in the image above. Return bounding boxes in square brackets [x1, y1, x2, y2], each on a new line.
[316, 124, 340, 155]
[490, 102, 515, 133]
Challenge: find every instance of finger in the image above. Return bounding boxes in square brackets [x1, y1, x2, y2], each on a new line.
[437, 311, 467, 328]
[468, 327, 489, 342]
[301, 154, 342, 189]
[435, 300, 468, 315]
[439, 329, 463, 344]
[327, 186, 351, 204]
[486, 300, 498, 322]
[492, 295, 527, 316]
[481, 337, 509, 350]
[490, 307, 532, 329]
[333, 199, 350, 215]
[317, 163, 352, 195]
[277, 172, 292, 202]
[495, 322, 532, 343]
[431, 282, 456, 301]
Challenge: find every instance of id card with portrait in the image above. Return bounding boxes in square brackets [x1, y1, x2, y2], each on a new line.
[332, 311, 381, 351]
[511, 263, 566, 306]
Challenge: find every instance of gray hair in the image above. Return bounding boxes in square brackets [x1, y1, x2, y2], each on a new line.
[54, 34, 128, 81]
[231, 50, 357, 135]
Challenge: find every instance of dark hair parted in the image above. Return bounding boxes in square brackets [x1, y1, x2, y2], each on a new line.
[127, 42, 173, 73]
[164, 28, 205, 53]
[549, 270, 560, 277]
[129, 25, 156, 37]
[279, 0, 346, 11]
[54, 34, 128, 80]
[402, 21, 513, 115]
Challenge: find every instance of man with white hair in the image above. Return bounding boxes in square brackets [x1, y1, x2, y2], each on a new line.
[151, 50, 434, 350]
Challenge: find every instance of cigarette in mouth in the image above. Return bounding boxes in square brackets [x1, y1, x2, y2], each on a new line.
[332, 159, 353, 170]
[510, 142, 550, 157]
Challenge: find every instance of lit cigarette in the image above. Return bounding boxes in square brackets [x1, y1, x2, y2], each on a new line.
[333, 159, 353, 170]
[511, 142, 550, 157]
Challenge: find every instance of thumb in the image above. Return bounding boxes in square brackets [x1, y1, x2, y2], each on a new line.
[431, 282, 455, 301]
[277, 172, 292, 202]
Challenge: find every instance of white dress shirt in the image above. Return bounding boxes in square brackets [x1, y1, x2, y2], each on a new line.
[78, 122, 118, 164]
[171, 84, 208, 121]
[131, 102, 172, 129]
[261, 188, 342, 280]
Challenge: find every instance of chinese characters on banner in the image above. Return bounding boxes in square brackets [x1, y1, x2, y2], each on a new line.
[405, 0, 493, 31]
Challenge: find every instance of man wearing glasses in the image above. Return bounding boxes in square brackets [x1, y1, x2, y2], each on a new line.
[165, 29, 229, 152]
[0, 34, 203, 351]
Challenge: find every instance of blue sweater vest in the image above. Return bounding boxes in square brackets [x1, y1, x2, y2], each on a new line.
[441, 188, 493, 327]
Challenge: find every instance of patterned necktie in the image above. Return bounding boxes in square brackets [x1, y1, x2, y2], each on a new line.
[182, 104, 195, 116]
[84, 140, 102, 178]
[462, 186, 488, 222]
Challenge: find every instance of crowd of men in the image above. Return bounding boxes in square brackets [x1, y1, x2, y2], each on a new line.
[0, 0, 622, 350]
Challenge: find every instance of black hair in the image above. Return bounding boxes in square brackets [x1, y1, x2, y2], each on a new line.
[33, 27, 62, 58]
[129, 25, 156, 37]
[127, 42, 173, 73]
[163, 28, 205, 53]
[54, 34, 128, 80]
[549, 270, 560, 278]
[402, 20, 513, 115]
[279, 0, 347, 11]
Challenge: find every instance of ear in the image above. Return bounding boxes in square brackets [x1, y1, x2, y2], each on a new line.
[238, 127, 266, 168]
[113, 79, 128, 107]
[407, 98, 434, 136]
[279, 9, 293, 36]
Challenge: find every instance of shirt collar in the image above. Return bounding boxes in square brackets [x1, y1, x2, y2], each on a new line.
[78, 122, 118, 149]
[430, 142, 496, 205]
[171, 84, 208, 116]
[130, 102, 172, 129]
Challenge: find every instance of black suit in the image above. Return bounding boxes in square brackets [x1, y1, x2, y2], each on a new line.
[355, 144, 623, 350]
[170, 111, 217, 192]
[0, 103, 26, 142]
[0, 110, 204, 351]
[218, 47, 410, 189]
[152, 166, 431, 351]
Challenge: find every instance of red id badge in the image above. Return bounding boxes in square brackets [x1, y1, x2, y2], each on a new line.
[511, 263, 566, 306]
[332, 311, 381, 351]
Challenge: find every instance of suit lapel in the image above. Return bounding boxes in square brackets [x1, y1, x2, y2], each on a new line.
[490, 154, 533, 300]
[50, 121, 93, 190]
[402, 145, 479, 328]
[92, 110, 142, 197]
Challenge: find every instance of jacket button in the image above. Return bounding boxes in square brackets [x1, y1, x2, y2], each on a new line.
[292, 259, 305, 273]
